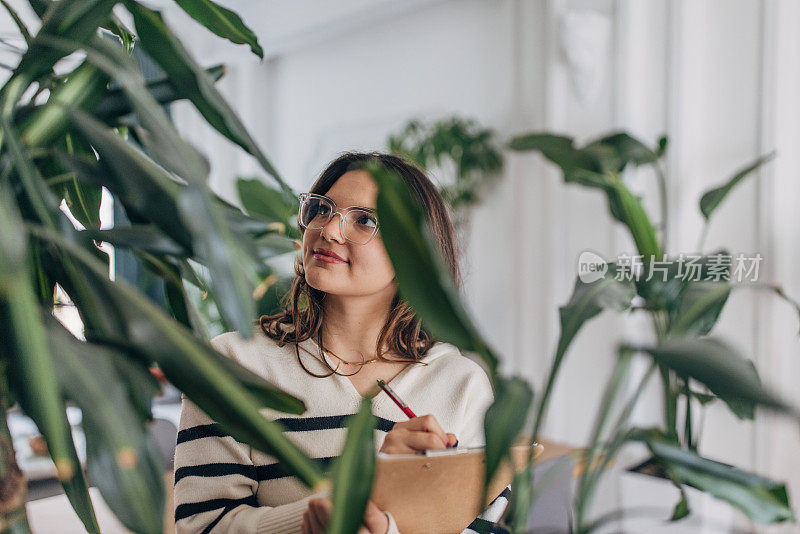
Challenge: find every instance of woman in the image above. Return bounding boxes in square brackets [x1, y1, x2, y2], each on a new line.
[173, 152, 496, 533]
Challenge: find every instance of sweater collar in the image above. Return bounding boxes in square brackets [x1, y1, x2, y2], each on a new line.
[296, 335, 457, 365]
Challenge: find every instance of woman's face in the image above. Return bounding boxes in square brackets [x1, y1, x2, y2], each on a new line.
[302, 170, 396, 297]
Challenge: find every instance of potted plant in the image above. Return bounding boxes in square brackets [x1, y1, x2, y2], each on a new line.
[502, 130, 800, 531]
[0, 1, 327, 531]
[387, 115, 504, 236]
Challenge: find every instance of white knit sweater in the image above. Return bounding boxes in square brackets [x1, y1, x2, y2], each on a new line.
[173, 326, 496, 533]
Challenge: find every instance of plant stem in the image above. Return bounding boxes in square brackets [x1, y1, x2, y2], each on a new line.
[651, 311, 677, 438]
[0, 366, 32, 533]
[655, 163, 669, 252]
[574, 361, 657, 533]
[692, 386, 711, 450]
[682, 379, 695, 451]
[574, 350, 634, 529]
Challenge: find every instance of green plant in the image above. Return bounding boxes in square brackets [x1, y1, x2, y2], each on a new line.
[387, 116, 504, 216]
[0, 1, 328, 531]
[506, 131, 800, 531]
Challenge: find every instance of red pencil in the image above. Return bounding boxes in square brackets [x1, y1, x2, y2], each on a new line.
[377, 379, 457, 450]
[376, 379, 417, 418]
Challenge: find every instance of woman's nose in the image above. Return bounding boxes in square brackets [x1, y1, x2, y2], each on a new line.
[320, 212, 345, 243]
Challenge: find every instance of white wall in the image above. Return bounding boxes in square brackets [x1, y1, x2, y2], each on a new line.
[167, 1, 800, 531]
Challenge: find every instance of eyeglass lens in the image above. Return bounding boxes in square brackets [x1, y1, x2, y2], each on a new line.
[299, 196, 378, 244]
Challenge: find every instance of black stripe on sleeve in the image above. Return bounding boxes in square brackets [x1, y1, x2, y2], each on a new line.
[255, 455, 338, 480]
[174, 463, 257, 486]
[176, 423, 229, 444]
[177, 415, 397, 446]
[274, 414, 397, 433]
[175, 495, 259, 522]
[174, 456, 338, 486]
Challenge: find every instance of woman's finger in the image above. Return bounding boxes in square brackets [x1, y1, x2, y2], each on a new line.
[307, 498, 329, 533]
[362, 500, 389, 533]
[385, 428, 449, 453]
[403, 414, 449, 446]
[408, 429, 451, 450]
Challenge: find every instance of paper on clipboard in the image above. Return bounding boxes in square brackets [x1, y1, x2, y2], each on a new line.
[370, 442, 543, 534]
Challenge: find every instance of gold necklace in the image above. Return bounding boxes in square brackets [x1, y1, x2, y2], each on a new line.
[321, 345, 383, 367]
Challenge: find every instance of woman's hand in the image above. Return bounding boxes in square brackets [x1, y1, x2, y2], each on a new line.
[379, 414, 457, 454]
[302, 497, 390, 534]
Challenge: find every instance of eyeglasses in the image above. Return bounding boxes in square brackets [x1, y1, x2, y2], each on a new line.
[297, 193, 380, 245]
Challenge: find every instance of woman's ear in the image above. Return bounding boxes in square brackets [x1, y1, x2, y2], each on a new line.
[293, 239, 302, 250]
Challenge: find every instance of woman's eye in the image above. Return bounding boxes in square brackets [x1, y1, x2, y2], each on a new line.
[358, 214, 377, 227]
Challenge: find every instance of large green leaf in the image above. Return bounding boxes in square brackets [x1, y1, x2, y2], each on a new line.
[28, 224, 321, 488]
[251, 233, 301, 259]
[177, 183, 259, 338]
[532, 265, 636, 439]
[14, 64, 224, 128]
[582, 132, 660, 172]
[0, 186, 99, 533]
[92, 64, 225, 123]
[18, 60, 109, 148]
[369, 162, 500, 376]
[236, 177, 299, 224]
[507, 133, 606, 185]
[328, 397, 376, 534]
[53, 133, 104, 230]
[124, 1, 293, 197]
[25, 0, 134, 52]
[483, 377, 533, 502]
[636, 250, 731, 314]
[508, 131, 662, 178]
[69, 19, 287, 338]
[630, 338, 798, 420]
[61, 116, 265, 338]
[699, 153, 776, 221]
[632, 428, 795, 523]
[63, 113, 194, 250]
[508, 133, 661, 259]
[81, 226, 188, 256]
[60, 173, 103, 229]
[44, 314, 164, 534]
[0, 114, 62, 229]
[63, 124, 273, 338]
[174, 0, 263, 58]
[73, 35, 210, 183]
[12, 0, 115, 86]
[669, 282, 731, 337]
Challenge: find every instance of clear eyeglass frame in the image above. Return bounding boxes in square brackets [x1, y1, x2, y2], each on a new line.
[297, 192, 380, 245]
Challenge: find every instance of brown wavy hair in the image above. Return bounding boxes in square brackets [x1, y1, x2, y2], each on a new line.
[257, 151, 462, 377]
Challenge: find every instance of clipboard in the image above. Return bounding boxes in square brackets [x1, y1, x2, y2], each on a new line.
[370, 442, 543, 534]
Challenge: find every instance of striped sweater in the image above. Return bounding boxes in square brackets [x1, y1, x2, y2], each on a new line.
[173, 326, 502, 533]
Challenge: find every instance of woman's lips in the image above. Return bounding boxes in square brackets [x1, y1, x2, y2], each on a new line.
[313, 253, 347, 264]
